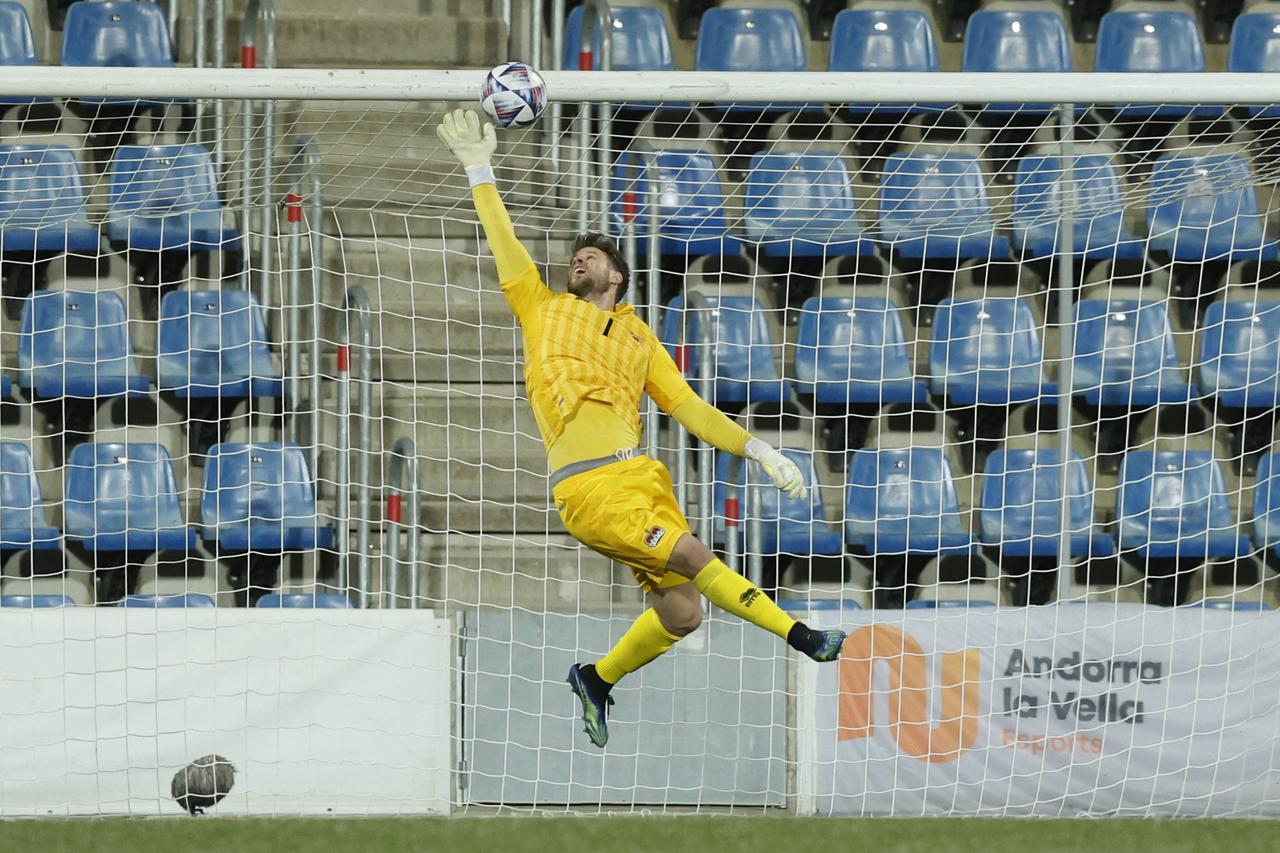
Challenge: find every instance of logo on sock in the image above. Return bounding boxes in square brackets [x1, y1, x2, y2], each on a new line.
[739, 587, 761, 608]
[643, 525, 666, 548]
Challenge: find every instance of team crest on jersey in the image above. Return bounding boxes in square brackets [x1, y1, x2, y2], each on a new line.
[644, 525, 666, 548]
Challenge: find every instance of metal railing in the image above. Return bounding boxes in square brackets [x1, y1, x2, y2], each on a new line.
[337, 285, 373, 606]
[384, 438, 422, 609]
[241, 0, 276, 308]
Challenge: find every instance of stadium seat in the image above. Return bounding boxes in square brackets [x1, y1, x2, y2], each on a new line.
[929, 296, 1056, 406]
[980, 447, 1116, 557]
[827, 9, 940, 113]
[876, 151, 1012, 260]
[1146, 154, 1275, 262]
[256, 593, 351, 608]
[156, 291, 283, 398]
[793, 295, 927, 405]
[661, 294, 790, 405]
[1012, 151, 1143, 260]
[17, 290, 150, 399]
[611, 150, 740, 256]
[0, 373, 9, 399]
[0, 594, 75, 607]
[0, 442, 59, 552]
[105, 144, 238, 252]
[1228, 13, 1280, 118]
[961, 11, 1072, 113]
[63, 442, 197, 553]
[0, 3, 45, 108]
[117, 592, 215, 607]
[1093, 10, 1210, 119]
[563, 3, 675, 70]
[201, 443, 334, 552]
[1116, 449, 1250, 558]
[713, 448, 844, 556]
[694, 6, 807, 72]
[1072, 299, 1193, 406]
[845, 446, 974, 555]
[60, 1, 175, 105]
[0, 145, 100, 253]
[1250, 452, 1280, 554]
[1198, 299, 1280, 409]
[743, 151, 874, 257]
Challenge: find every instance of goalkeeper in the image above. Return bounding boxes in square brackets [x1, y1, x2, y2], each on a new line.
[438, 109, 846, 749]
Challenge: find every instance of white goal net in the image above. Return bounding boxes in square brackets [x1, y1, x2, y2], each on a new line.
[1, 66, 1280, 817]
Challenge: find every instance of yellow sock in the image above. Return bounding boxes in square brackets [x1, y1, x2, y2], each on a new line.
[595, 608, 681, 685]
[693, 558, 796, 640]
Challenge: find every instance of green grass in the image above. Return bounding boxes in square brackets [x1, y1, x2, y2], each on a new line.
[3, 816, 1280, 853]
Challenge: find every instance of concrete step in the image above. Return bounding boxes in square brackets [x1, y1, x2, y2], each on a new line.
[424, 532, 643, 611]
[220, 14, 506, 69]
[270, 0, 500, 15]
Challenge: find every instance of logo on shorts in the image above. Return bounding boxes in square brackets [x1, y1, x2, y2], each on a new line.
[739, 587, 761, 608]
[644, 525, 666, 548]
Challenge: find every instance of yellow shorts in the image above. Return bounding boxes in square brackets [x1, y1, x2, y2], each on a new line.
[552, 455, 693, 593]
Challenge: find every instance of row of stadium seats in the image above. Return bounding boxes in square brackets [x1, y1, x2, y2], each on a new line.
[570, 3, 1280, 83]
[0, 440, 328, 555]
[662, 292, 1280, 413]
[613, 147, 1273, 265]
[0, 592, 350, 607]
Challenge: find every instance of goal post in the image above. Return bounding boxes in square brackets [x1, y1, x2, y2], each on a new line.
[0, 66, 1278, 816]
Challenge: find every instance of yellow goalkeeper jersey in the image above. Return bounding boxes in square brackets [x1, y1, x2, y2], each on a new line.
[471, 183, 750, 471]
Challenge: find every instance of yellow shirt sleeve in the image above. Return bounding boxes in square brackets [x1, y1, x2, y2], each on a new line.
[472, 182, 552, 324]
[645, 341, 751, 456]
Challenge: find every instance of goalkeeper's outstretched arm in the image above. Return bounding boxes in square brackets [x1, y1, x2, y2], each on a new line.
[647, 344, 807, 499]
[436, 108, 550, 322]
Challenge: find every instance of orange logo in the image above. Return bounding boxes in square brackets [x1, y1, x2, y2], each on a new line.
[838, 625, 981, 764]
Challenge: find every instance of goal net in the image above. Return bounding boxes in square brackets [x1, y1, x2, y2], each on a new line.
[1, 66, 1280, 817]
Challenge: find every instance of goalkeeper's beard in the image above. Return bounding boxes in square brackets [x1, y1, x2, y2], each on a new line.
[567, 269, 613, 302]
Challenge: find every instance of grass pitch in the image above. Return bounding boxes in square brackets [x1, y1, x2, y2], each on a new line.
[3, 816, 1279, 853]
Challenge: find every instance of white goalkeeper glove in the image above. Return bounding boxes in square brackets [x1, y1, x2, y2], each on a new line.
[745, 438, 806, 501]
[435, 108, 498, 185]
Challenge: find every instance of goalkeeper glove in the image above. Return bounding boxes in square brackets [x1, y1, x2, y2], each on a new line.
[745, 438, 806, 501]
[436, 108, 498, 184]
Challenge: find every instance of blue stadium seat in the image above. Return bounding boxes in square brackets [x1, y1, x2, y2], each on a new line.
[743, 152, 874, 257]
[845, 446, 973, 555]
[0, 145, 100, 253]
[1116, 450, 1249, 558]
[961, 11, 1071, 113]
[929, 297, 1056, 406]
[1012, 153, 1143, 260]
[1198, 300, 1280, 409]
[828, 9, 940, 113]
[1146, 154, 1275, 262]
[877, 152, 1011, 260]
[0, 594, 75, 607]
[64, 443, 197, 552]
[563, 4, 675, 70]
[201, 443, 334, 552]
[0, 442, 59, 551]
[661, 294, 790, 406]
[905, 599, 996, 609]
[1, 373, 9, 398]
[1229, 13, 1280, 117]
[713, 448, 844, 556]
[17, 290, 150, 399]
[612, 150, 739, 256]
[0, 3, 45, 108]
[118, 593, 215, 607]
[695, 7, 806, 72]
[1093, 10, 1211, 119]
[61, 1, 174, 105]
[156, 291, 283, 398]
[106, 144, 238, 252]
[256, 593, 351, 608]
[1251, 453, 1280, 554]
[1073, 300, 1192, 406]
[793, 296, 926, 405]
[980, 448, 1115, 557]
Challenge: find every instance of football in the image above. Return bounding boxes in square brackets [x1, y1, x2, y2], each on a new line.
[480, 61, 547, 129]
